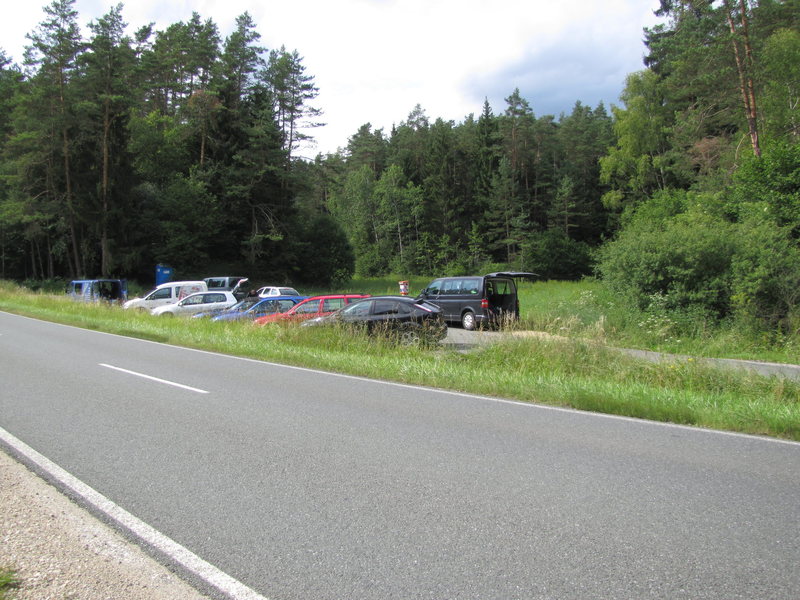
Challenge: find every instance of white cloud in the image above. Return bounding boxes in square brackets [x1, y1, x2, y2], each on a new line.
[1, 0, 664, 156]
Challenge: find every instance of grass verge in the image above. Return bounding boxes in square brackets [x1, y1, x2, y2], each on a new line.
[1, 280, 798, 441]
[0, 568, 19, 599]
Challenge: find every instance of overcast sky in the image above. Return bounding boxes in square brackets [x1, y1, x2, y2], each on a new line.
[2, 0, 665, 157]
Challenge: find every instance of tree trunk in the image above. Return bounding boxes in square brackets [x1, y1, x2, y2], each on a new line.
[723, 0, 761, 158]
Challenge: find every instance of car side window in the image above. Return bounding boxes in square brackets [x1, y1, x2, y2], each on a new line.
[183, 295, 203, 305]
[373, 300, 398, 315]
[426, 280, 443, 295]
[463, 278, 481, 294]
[323, 298, 345, 311]
[206, 293, 225, 303]
[344, 301, 372, 316]
[276, 300, 295, 312]
[295, 301, 320, 314]
[149, 288, 172, 300]
[441, 280, 460, 294]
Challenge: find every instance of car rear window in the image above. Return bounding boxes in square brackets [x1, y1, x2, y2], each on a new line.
[487, 279, 515, 295]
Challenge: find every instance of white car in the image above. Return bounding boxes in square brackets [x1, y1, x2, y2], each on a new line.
[150, 291, 238, 317]
[123, 280, 207, 311]
[257, 286, 300, 298]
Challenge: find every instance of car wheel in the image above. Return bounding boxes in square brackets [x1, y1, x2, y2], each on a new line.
[399, 326, 421, 346]
[160, 312, 174, 317]
[461, 311, 476, 331]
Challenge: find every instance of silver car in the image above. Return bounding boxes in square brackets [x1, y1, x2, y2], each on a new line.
[150, 291, 238, 317]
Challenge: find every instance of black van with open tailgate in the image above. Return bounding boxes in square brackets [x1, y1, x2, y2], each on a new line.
[417, 272, 536, 330]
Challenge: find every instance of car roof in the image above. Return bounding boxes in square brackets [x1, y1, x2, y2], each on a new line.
[356, 295, 416, 301]
[254, 295, 305, 303]
[299, 294, 369, 301]
[433, 272, 536, 280]
[184, 290, 234, 298]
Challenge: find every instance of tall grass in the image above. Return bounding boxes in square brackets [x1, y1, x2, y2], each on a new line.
[1, 279, 798, 440]
[517, 279, 800, 364]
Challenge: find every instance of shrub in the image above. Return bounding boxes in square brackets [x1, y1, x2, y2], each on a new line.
[598, 201, 736, 317]
[731, 217, 800, 333]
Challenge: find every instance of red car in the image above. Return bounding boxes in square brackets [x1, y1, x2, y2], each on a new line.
[253, 294, 370, 325]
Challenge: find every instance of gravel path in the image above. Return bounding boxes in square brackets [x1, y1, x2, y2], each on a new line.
[0, 449, 210, 600]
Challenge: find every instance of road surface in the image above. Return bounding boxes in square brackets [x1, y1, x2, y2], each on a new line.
[1, 311, 799, 599]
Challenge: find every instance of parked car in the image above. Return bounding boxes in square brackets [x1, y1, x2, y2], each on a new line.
[151, 291, 238, 317]
[209, 296, 307, 322]
[257, 285, 301, 298]
[123, 280, 207, 311]
[417, 272, 536, 330]
[67, 279, 127, 304]
[254, 294, 370, 325]
[304, 295, 447, 344]
[204, 276, 249, 300]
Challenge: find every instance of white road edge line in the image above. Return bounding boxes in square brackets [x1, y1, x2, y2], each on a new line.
[0, 426, 270, 600]
[99, 363, 209, 394]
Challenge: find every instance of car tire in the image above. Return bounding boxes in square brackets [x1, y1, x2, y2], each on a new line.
[461, 311, 476, 331]
[399, 326, 421, 346]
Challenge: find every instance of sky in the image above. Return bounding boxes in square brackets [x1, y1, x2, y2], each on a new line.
[2, 0, 665, 158]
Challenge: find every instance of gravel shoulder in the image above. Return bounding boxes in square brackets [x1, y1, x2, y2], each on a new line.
[0, 449, 210, 600]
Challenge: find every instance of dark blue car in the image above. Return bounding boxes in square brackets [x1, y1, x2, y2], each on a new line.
[209, 295, 306, 322]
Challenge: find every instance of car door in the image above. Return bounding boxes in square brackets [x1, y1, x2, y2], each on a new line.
[203, 293, 233, 315]
[339, 299, 373, 327]
[289, 298, 322, 321]
[321, 297, 346, 316]
[146, 286, 175, 309]
[419, 279, 444, 313]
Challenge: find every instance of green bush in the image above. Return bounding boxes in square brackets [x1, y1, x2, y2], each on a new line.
[731, 217, 800, 333]
[598, 195, 736, 316]
[732, 141, 800, 235]
[598, 182, 800, 333]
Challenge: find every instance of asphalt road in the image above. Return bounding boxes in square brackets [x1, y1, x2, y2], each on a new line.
[1, 311, 799, 600]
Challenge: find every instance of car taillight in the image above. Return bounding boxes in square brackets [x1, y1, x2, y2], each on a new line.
[481, 299, 489, 310]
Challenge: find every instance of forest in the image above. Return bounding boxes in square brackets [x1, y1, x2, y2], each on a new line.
[0, 0, 798, 333]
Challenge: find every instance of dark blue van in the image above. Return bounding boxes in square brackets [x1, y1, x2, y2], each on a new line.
[67, 279, 128, 304]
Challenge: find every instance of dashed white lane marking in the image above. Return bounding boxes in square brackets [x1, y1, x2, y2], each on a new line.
[0, 426, 270, 600]
[100, 363, 209, 394]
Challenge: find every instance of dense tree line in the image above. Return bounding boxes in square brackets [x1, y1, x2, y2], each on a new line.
[1, 0, 799, 331]
[0, 0, 345, 286]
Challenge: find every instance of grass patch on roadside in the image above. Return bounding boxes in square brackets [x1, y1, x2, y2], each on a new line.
[0, 568, 20, 599]
[2, 280, 799, 441]
[517, 279, 800, 365]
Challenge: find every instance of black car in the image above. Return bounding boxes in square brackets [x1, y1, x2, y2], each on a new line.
[417, 272, 536, 330]
[304, 295, 447, 344]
